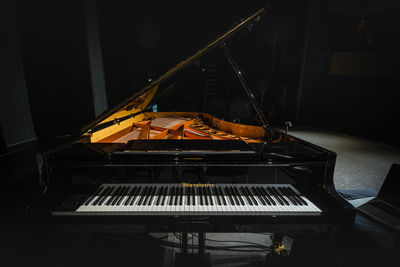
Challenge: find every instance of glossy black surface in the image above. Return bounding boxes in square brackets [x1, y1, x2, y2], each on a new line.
[29, 129, 356, 234]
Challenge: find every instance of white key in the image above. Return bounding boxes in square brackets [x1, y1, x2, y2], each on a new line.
[208, 192, 217, 214]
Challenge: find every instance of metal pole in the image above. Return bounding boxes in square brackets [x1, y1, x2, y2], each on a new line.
[198, 232, 205, 258]
[222, 43, 274, 135]
[84, 0, 108, 117]
[295, 0, 313, 124]
[181, 232, 188, 255]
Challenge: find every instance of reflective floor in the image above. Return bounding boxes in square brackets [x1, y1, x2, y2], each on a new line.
[286, 126, 400, 192]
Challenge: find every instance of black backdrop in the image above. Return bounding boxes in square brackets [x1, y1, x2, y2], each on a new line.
[14, 0, 94, 138]
[9, 0, 400, 146]
[97, 0, 278, 122]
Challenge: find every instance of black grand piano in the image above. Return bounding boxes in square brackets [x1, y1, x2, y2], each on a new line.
[30, 7, 355, 252]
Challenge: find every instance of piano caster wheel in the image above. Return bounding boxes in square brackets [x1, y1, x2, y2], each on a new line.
[265, 233, 291, 266]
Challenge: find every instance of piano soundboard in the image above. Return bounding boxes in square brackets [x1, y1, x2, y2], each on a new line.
[74, 184, 321, 216]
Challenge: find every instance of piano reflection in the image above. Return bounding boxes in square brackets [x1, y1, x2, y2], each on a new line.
[31, 7, 355, 235]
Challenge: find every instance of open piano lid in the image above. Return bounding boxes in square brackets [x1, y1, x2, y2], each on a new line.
[81, 8, 268, 139]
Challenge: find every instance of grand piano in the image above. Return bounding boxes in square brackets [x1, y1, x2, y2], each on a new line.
[31, 8, 355, 239]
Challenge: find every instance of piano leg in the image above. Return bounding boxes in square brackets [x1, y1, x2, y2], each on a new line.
[181, 232, 188, 255]
[175, 232, 211, 267]
[265, 233, 292, 266]
[269, 233, 287, 256]
[198, 232, 205, 258]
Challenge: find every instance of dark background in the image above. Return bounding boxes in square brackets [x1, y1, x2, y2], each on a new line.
[1, 0, 400, 160]
[1, 2, 399, 264]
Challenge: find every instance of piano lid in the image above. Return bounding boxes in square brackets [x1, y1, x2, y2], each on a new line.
[81, 7, 267, 135]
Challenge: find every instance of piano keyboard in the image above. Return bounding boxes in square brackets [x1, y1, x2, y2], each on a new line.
[76, 184, 321, 216]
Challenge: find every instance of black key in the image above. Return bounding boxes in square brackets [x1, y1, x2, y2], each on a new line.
[121, 186, 131, 202]
[91, 190, 103, 206]
[269, 187, 287, 205]
[172, 186, 177, 206]
[285, 187, 302, 205]
[155, 186, 163, 206]
[162, 186, 168, 204]
[272, 187, 290, 205]
[142, 186, 152, 205]
[207, 187, 214, 205]
[98, 186, 115, 205]
[142, 186, 151, 205]
[203, 187, 209, 206]
[179, 187, 183, 205]
[198, 187, 202, 205]
[185, 187, 190, 205]
[172, 186, 178, 205]
[165, 187, 171, 205]
[135, 186, 145, 205]
[93, 187, 106, 205]
[84, 186, 104, 206]
[198, 187, 203, 206]
[213, 187, 221, 205]
[176, 186, 181, 205]
[124, 186, 136, 205]
[240, 186, 253, 205]
[111, 186, 124, 205]
[286, 187, 308, 206]
[153, 186, 160, 204]
[278, 187, 297, 206]
[202, 187, 207, 205]
[233, 186, 245, 205]
[244, 186, 258, 206]
[201, 187, 206, 205]
[106, 186, 121, 205]
[174, 187, 179, 206]
[156, 186, 166, 205]
[192, 187, 196, 205]
[260, 187, 276, 205]
[112, 186, 125, 205]
[130, 186, 142, 205]
[218, 187, 227, 206]
[266, 186, 283, 205]
[176, 187, 180, 205]
[104, 187, 115, 206]
[161, 187, 168, 205]
[169, 187, 175, 205]
[223, 187, 235, 205]
[97, 186, 114, 206]
[92, 186, 109, 206]
[251, 187, 266, 205]
[146, 186, 156, 205]
[150, 186, 158, 205]
[138, 186, 149, 205]
[229, 186, 240, 205]
[115, 186, 129, 205]
[256, 187, 271, 205]
[115, 186, 127, 205]
[226, 186, 236, 205]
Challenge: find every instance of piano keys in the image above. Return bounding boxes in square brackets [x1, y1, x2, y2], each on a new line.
[74, 184, 321, 216]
